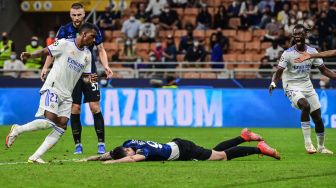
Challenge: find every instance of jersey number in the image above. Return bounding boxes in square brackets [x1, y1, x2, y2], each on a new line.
[91, 83, 99, 91]
[146, 141, 162, 149]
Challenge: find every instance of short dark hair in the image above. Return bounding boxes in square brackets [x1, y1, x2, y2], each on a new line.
[71, 3, 84, 9]
[293, 24, 308, 33]
[110, 146, 127, 160]
[78, 22, 96, 34]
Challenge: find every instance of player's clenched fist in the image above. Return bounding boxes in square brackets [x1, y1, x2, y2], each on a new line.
[269, 82, 276, 95]
[20, 52, 31, 61]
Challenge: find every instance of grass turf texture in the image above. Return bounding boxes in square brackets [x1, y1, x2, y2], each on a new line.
[0, 127, 335, 188]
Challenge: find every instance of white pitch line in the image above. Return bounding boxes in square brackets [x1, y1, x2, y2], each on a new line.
[0, 158, 81, 166]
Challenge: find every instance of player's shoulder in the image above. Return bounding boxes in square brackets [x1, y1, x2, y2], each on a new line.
[306, 45, 318, 53]
[284, 46, 295, 53]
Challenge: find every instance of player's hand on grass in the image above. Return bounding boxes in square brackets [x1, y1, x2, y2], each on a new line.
[20, 52, 31, 61]
[294, 52, 311, 63]
[269, 82, 276, 95]
[105, 67, 113, 79]
[102, 160, 115, 164]
[40, 68, 48, 81]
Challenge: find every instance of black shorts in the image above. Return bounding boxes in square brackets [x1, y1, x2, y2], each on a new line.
[172, 138, 212, 161]
[72, 78, 100, 104]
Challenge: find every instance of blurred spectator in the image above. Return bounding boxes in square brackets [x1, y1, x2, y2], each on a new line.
[321, 1, 336, 27]
[209, 33, 218, 50]
[179, 24, 194, 53]
[151, 15, 163, 34]
[195, 5, 212, 30]
[289, 3, 302, 20]
[316, 11, 333, 51]
[307, 28, 319, 49]
[210, 33, 224, 69]
[163, 34, 178, 67]
[259, 5, 272, 29]
[146, 0, 168, 16]
[186, 0, 206, 8]
[162, 75, 178, 88]
[257, 0, 275, 13]
[3, 52, 25, 78]
[213, 5, 229, 29]
[258, 56, 273, 78]
[120, 38, 137, 62]
[0, 32, 15, 69]
[276, 2, 290, 25]
[138, 18, 156, 43]
[284, 16, 296, 37]
[135, 3, 150, 23]
[227, 0, 242, 17]
[239, 0, 258, 29]
[97, 6, 117, 32]
[216, 29, 229, 53]
[262, 17, 282, 42]
[121, 13, 142, 40]
[265, 40, 283, 62]
[185, 40, 206, 66]
[152, 41, 164, 64]
[45, 30, 56, 46]
[320, 75, 331, 89]
[159, 4, 180, 30]
[273, 0, 287, 15]
[25, 36, 43, 69]
[308, 2, 318, 17]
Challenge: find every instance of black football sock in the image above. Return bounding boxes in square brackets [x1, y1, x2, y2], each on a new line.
[225, 146, 261, 160]
[70, 114, 82, 144]
[213, 136, 245, 151]
[93, 112, 105, 143]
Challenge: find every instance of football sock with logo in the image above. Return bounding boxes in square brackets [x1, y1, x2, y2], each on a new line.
[93, 112, 105, 143]
[29, 125, 65, 160]
[224, 146, 261, 160]
[213, 137, 245, 151]
[71, 114, 82, 144]
[301, 122, 312, 145]
[15, 119, 53, 134]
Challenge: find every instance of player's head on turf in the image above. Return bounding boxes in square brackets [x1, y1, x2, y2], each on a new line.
[78, 22, 97, 46]
[292, 24, 308, 49]
[110, 146, 135, 160]
[70, 3, 85, 28]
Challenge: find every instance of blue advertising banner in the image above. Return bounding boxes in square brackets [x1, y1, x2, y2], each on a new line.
[1, 88, 335, 128]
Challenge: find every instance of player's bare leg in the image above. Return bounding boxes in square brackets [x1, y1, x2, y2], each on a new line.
[28, 111, 67, 163]
[71, 103, 83, 154]
[297, 98, 316, 154]
[311, 109, 333, 154]
[89, 101, 105, 154]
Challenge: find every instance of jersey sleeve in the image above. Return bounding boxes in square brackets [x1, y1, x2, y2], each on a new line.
[56, 26, 66, 39]
[47, 39, 66, 57]
[136, 148, 149, 158]
[311, 49, 324, 67]
[94, 25, 103, 46]
[278, 51, 288, 68]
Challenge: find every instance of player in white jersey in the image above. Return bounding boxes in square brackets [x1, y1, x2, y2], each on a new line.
[5, 23, 98, 163]
[269, 24, 335, 155]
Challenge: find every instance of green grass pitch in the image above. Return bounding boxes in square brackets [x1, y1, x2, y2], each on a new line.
[0, 126, 335, 188]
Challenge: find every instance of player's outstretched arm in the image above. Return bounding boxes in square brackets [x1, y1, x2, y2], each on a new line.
[295, 50, 336, 63]
[97, 44, 113, 78]
[85, 152, 112, 161]
[20, 48, 49, 61]
[319, 65, 336, 79]
[103, 154, 146, 164]
[269, 67, 284, 95]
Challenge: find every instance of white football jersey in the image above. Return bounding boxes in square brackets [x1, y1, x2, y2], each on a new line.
[41, 39, 92, 98]
[278, 45, 324, 91]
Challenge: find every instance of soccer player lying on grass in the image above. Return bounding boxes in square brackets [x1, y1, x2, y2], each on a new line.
[5, 23, 98, 164]
[83, 129, 280, 164]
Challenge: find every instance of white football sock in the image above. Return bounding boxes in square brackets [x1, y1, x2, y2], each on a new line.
[15, 119, 53, 134]
[316, 132, 325, 148]
[29, 126, 65, 160]
[301, 122, 312, 145]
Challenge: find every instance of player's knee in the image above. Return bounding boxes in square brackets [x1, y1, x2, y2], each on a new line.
[300, 101, 310, 112]
[89, 102, 101, 114]
[71, 104, 81, 114]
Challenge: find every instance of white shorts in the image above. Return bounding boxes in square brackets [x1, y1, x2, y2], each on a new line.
[166, 142, 180, 161]
[284, 89, 321, 113]
[35, 89, 72, 119]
